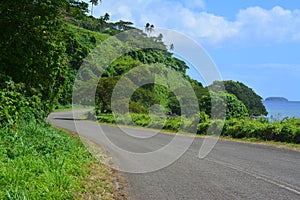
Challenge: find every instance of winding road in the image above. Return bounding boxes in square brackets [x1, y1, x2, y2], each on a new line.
[48, 110, 300, 200]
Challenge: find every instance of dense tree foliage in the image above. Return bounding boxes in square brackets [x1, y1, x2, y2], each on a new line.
[0, 74, 44, 126]
[1, 0, 289, 145]
[211, 80, 267, 116]
[0, 0, 68, 113]
[65, 2, 135, 35]
[200, 92, 249, 120]
[126, 49, 189, 73]
[96, 76, 119, 113]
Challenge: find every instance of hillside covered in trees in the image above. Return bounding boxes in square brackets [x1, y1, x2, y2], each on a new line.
[0, 0, 268, 126]
[1, 1, 300, 198]
[1, 0, 299, 144]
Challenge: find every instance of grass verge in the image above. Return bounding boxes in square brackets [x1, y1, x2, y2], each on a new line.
[92, 113, 300, 152]
[0, 120, 126, 199]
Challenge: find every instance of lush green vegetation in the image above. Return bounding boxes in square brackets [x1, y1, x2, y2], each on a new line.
[0, 120, 114, 199]
[96, 112, 300, 144]
[0, 1, 120, 198]
[1, 1, 299, 199]
[211, 80, 268, 116]
[200, 91, 249, 120]
[222, 117, 300, 143]
[1, 0, 69, 114]
[0, 75, 44, 126]
[67, 3, 298, 145]
[0, 74, 115, 198]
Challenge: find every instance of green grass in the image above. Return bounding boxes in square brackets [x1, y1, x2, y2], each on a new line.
[0, 121, 114, 200]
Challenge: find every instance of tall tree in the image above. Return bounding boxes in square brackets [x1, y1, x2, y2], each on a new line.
[145, 23, 154, 36]
[0, 0, 68, 114]
[149, 24, 155, 35]
[103, 12, 110, 21]
[170, 43, 174, 50]
[145, 23, 150, 33]
[98, 13, 110, 30]
[90, 0, 100, 15]
[200, 92, 249, 119]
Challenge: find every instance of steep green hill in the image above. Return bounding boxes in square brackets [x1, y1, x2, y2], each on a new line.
[210, 80, 267, 116]
[0, 0, 267, 124]
[68, 21, 264, 119]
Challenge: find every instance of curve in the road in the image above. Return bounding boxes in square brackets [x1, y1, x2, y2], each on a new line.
[48, 110, 300, 200]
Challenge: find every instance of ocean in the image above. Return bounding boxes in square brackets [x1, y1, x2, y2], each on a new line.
[263, 100, 300, 120]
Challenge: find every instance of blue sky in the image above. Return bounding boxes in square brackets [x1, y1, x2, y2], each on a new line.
[88, 0, 300, 101]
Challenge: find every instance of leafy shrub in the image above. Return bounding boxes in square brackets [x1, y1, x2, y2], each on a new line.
[147, 115, 167, 129]
[277, 123, 295, 142]
[222, 117, 300, 143]
[95, 101, 300, 144]
[97, 113, 116, 124]
[196, 112, 210, 134]
[208, 120, 225, 135]
[293, 128, 300, 143]
[131, 113, 151, 127]
[0, 75, 45, 127]
[197, 121, 210, 134]
[260, 123, 277, 140]
[129, 101, 148, 114]
[198, 111, 210, 123]
[163, 117, 181, 131]
[200, 91, 249, 120]
[223, 119, 246, 138]
[182, 114, 199, 133]
[0, 78, 26, 126]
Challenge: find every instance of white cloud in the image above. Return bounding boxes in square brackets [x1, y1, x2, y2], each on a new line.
[235, 6, 300, 43]
[184, 12, 239, 44]
[92, 1, 300, 46]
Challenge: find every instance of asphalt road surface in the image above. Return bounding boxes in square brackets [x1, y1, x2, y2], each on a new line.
[48, 110, 300, 200]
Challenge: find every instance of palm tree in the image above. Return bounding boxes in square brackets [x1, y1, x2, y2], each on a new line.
[149, 24, 154, 35]
[103, 12, 110, 21]
[145, 23, 150, 33]
[170, 43, 174, 50]
[145, 23, 154, 36]
[90, 0, 100, 16]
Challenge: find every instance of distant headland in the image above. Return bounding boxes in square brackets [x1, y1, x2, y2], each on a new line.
[265, 97, 288, 101]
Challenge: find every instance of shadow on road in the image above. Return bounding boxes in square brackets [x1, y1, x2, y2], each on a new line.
[53, 117, 84, 121]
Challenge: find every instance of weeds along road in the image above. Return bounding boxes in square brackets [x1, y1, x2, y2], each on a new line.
[48, 110, 300, 200]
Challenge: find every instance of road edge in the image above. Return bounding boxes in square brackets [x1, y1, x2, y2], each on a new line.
[52, 125, 129, 200]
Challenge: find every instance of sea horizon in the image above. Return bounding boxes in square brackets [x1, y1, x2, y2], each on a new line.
[263, 99, 300, 120]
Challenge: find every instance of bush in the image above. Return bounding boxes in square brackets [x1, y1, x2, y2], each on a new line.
[196, 112, 210, 134]
[294, 128, 300, 143]
[200, 91, 249, 120]
[0, 75, 45, 127]
[223, 119, 246, 138]
[163, 117, 181, 131]
[97, 113, 116, 123]
[129, 101, 148, 114]
[131, 113, 151, 126]
[260, 123, 277, 141]
[221, 117, 300, 143]
[95, 105, 300, 144]
[182, 114, 199, 133]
